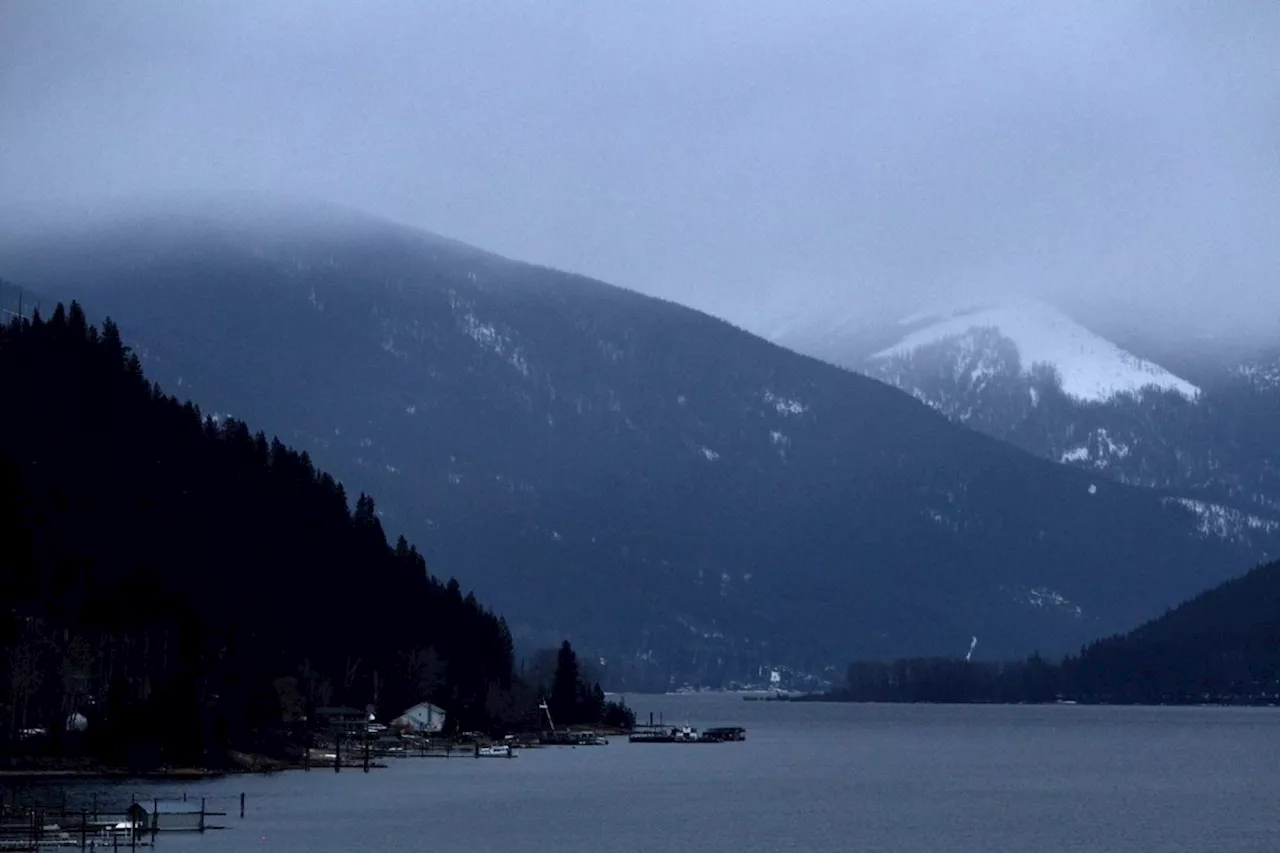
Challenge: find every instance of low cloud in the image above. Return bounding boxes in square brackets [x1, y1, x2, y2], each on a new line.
[2, 1, 1277, 339]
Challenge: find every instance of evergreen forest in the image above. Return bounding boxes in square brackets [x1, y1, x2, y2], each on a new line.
[819, 556, 1280, 705]
[0, 301, 625, 770]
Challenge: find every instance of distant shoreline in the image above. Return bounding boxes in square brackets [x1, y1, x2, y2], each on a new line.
[0, 767, 230, 780]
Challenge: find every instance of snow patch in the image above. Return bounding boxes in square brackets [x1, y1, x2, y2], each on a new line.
[1236, 359, 1280, 390]
[763, 390, 809, 416]
[1059, 428, 1132, 468]
[1061, 446, 1090, 463]
[1028, 587, 1083, 617]
[1166, 498, 1280, 541]
[456, 310, 532, 378]
[460, 313, 504, 351]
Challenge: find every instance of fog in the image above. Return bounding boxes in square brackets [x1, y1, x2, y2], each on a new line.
[2, 1, 1278, 339]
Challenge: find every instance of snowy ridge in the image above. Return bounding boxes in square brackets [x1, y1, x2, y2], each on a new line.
[871, 300, 1200, 403]
[1165, 498, 1280, 543]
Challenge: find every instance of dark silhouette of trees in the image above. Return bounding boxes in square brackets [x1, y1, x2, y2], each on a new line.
[540, 641, 633, 729]
[549, 641, 581, 724]
[0, 303, 530, 768]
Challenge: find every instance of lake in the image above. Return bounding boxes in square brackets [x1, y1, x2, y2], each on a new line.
[28, 696, 1280, 852]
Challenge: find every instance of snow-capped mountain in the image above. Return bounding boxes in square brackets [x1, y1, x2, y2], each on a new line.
[768, 298, 1280, 537]
[870, 300, 1199, 404]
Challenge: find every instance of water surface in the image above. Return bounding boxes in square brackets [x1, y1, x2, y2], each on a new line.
[38, 697, 1280, 852]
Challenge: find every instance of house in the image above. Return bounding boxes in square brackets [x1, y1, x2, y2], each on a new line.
[392, 701, 446, 733]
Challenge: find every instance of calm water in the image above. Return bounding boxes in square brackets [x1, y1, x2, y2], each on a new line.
[32, 696, 1280, 852]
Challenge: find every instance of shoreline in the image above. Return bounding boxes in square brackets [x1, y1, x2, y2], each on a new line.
[0, 751, 303, 781]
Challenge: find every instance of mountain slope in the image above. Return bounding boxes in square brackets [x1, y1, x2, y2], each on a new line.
[771, 299, 1280, 540]
[1061, 556, 1280, 703]
[1, 199, 1270, 688]
[0, 304, 520, 764]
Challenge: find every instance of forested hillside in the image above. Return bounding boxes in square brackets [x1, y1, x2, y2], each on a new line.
[822, 557, 1280, 705]
[0, 302, 520, 768]
[1067, 557, 1280, 703]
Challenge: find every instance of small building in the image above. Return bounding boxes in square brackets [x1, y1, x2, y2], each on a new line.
[315, 706, 369, 735]
[392, 701, 447, 733]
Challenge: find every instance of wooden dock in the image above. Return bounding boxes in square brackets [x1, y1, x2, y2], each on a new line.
[0, 790, 247, 851]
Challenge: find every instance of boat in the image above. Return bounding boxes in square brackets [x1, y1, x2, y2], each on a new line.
[477, 743, 514, 757]
[535, 698, 610, 745]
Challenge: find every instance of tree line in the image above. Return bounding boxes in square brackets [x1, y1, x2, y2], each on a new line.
[0, 301, 626, 770]
[816, 556, 1280, 705]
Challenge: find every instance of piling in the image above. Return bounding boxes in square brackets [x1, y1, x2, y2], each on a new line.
[240, 792, 246, 819]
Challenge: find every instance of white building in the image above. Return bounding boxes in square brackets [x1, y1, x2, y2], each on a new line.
[393, 701, 446, 733]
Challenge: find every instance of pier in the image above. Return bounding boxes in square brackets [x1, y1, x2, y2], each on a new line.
[0, 790, 245, 851]
[627, 713, 747, 744]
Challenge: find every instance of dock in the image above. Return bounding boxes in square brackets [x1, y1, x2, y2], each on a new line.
[0, 790, 247, 851]
[627, 713, 746, 744]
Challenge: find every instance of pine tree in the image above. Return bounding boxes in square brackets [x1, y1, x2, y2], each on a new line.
[550, 640, 581, 724]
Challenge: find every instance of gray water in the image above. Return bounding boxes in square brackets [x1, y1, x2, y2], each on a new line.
[43, 697, 1280, 852]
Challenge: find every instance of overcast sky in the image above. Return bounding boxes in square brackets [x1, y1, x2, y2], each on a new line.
[2, 1, 1278, 338]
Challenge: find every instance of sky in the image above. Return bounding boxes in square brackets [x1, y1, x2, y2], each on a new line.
[2, 1, 1278, 340]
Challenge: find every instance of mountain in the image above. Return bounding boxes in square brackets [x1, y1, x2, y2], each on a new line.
[0, 303, 522, 766]
[770, 299, 1280, 547]
[1, 198, 1271, 689]
[872, 300, 1199, 405]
